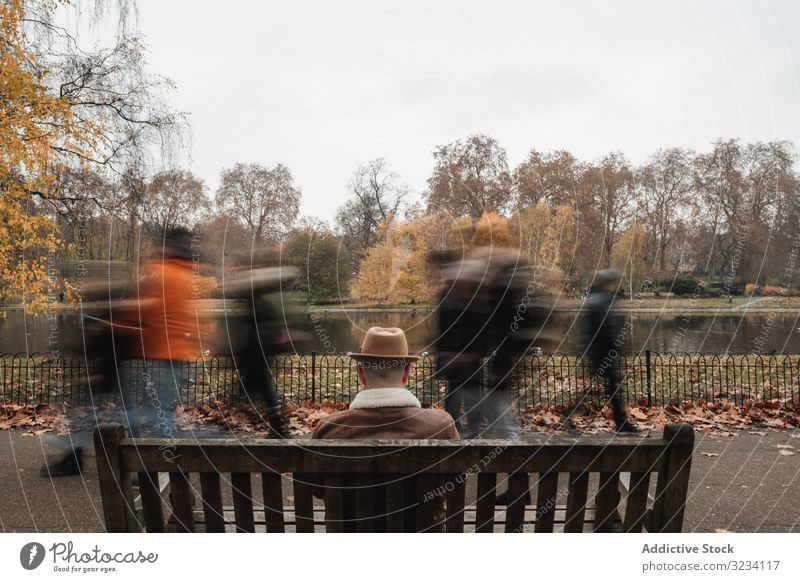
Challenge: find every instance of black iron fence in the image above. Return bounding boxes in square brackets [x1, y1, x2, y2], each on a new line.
[1, 352, 799, 408]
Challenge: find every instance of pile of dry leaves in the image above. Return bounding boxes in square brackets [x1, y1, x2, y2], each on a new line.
[520, 400, 800, 436]
[1, 399, 798, 437]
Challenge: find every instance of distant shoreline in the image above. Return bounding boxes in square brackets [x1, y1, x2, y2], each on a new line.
[4, 297, 800, 316]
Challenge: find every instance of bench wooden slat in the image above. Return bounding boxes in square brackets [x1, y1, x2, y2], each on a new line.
[293, 474, 314, 533]
[95, 424, 136, 532]
[534, 472, 558, 533]
[187, 503, 622, 532]
[372, 483, 387, 533]
[262, 472, 285, 533]
[652, 424, 694, 532]
[137, 472, 165, 533]
[385, 478, 407, 533]
[475, 472, 496, 533]
[416, 474, 438, 532]
[355, 476, 374, 533]
[323, 475, 344, 533]
[622, 471, 651, 532]
[168, 471, 195, 533]
[199, 472, 225, 533]
[231, 473, 255, 533]
[120, 441, 667, 474]
[564, 471, 589, 533]
[504, 472, 529, 533]
[445, 473, 466, 533]
[593, 472, 619, 533]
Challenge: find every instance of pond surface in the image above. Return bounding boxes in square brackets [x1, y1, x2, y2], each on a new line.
[1, 308, 798, 355]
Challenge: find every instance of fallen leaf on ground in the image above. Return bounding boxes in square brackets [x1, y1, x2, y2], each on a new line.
[701, 452, 720, 457]
[2, 398, 800, 437]
[778, 450, 795, 456]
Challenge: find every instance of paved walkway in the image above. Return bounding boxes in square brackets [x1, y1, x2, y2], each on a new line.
[1, 429, 798, 532]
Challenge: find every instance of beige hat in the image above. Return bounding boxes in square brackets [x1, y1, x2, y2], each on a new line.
[348, 327, 420, 361]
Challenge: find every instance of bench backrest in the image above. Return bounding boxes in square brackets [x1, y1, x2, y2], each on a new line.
[94, 423, 693, 533]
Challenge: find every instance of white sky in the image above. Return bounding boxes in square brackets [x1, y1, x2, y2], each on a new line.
[128, 0, 800, 222]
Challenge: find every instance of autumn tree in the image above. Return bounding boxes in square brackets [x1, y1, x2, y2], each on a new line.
[611, 223, 649, 298]
[194, 212, 252, 283]
[1, 0, 185, 310]
[511, 202, 550, 261]
[692, 139, 797, 283]
[48, 167, 120, 260]
[215, 162, 301, 243]
[445, 216, 476, 253]
[1, 1, 88, 311]
[691, 139, 750, 281]
[389, 213, 454, 304]
[142, 170, 208, 235]
[284, 221, 352, 304]
[352, 246, 394, 303]
[471, 212, 515, 248]
[513, 149, 580, 208]
[577, 152, 637, 269]
[638, 148, 694, 272]
[335, 158, 407, 266]
[538, 203, 576, 273]
[425, 134, 512, 220]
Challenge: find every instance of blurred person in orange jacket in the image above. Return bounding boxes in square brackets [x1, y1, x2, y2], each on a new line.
[118, 227, 204, 439]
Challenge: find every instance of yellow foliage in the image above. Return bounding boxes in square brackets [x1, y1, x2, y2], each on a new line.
[351, 213, 447, 304]
[0, 0, 99, 314]
[511, 202, 550, 258]
[539, 203, 575, 271]
[446, 216, 475, 252]
[611, 223, 648, 295]
[351, 241, 394, 302]
[471, 212, 515, 248]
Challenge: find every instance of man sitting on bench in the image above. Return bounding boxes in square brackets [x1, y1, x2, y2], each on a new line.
[312, 327, 458, 531]
[312, 327, 458, 440]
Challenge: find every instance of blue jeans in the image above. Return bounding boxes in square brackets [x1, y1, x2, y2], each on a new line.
[118, 359, 186, 438]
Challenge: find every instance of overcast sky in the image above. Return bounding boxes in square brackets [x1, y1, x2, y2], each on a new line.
[132, 0, 800, 222]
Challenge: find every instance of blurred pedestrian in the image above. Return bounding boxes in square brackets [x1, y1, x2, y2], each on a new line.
[116, 227, 203, 439]
[224, 255, 307, 438]
[41, 280, 134, 477]
[583, 269, 639, 433]
[434, 245, 550, 439]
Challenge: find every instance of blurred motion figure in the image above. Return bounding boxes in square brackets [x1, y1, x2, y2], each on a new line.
[434, 246, 555, 439]
[117, 227, 205, 438]
[224, 255, 307, 438]
[583, 269, 639, 433]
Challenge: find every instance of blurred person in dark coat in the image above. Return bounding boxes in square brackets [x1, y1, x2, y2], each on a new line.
[224, 256, 308, 438]
[583, 269, 639, 433]
[434, 245, 554, 439]
[41, 280, 134, 477]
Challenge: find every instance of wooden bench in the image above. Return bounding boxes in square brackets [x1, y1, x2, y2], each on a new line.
[94, 422, 694, 533]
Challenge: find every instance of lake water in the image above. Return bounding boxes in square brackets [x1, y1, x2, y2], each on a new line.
[2, 308, 798, 355]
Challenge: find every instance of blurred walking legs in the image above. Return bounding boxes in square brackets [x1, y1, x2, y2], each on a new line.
[119, 359, 186, 439]
[483, 355, 519, 439]
[442, 356, 519, 439]
[234, 346, 286, 438]
[443, 364, 483, 439]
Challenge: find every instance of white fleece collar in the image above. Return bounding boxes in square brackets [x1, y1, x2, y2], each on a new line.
[349, 387, 421, 409]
